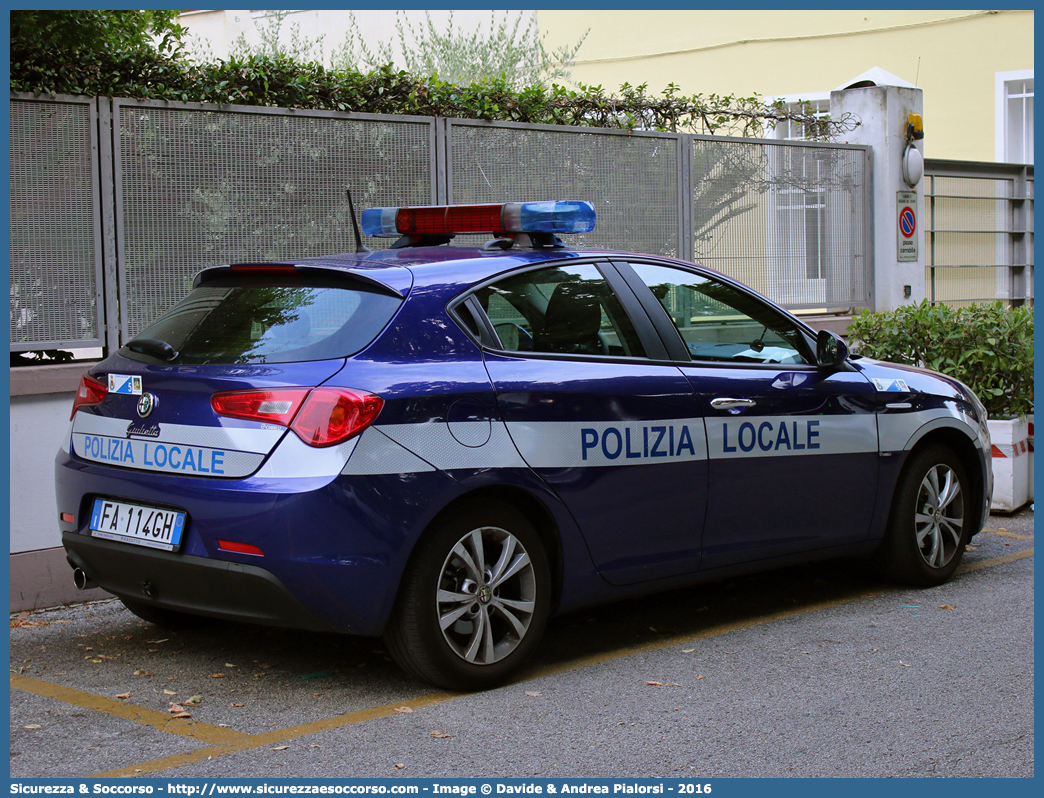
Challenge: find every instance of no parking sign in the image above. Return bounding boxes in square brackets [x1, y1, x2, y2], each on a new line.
[897, 190, 917, 262]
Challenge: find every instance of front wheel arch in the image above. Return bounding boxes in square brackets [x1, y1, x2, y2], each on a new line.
[901, 427, 987, 534]
[876, 442, 973, 586]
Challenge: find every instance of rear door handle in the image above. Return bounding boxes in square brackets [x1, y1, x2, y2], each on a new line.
[710, 398, 757, 410]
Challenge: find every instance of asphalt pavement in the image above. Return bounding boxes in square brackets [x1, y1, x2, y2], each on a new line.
[10, 507, 1034, 779]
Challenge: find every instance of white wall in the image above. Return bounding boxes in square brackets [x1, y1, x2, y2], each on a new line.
[180, 9, 537, 69]
[10, 393, 73, 553]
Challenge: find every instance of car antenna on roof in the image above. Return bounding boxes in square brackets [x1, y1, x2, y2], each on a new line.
[346, 189, 373, 254]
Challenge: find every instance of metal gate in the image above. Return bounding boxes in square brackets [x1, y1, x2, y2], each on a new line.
[10, 95, 105, 351]
[10, 94, 874, 354]
[925, 159, 1034, 307]
[110, 100, 438, 342]
[685, 135, 872, 310]
[442, 119, 686, 258]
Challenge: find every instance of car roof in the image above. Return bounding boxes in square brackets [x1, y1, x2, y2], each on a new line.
[295, 245, 608, 286]
[207, 244, 634, 297]
[202, 244, 792, 330]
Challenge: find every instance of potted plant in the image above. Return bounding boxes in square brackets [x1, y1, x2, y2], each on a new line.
[848, 300, 1034, 512]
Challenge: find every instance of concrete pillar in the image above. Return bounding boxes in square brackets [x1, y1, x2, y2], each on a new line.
[831, 84, 925, 311]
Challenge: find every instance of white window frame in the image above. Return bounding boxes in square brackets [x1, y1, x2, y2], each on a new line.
[763, 92, 831, 141]
[762, 93, 833, 302]
[995, 69, 1034, 163]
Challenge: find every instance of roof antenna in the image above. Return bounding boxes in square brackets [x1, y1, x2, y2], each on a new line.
[346, 189, 372, 254]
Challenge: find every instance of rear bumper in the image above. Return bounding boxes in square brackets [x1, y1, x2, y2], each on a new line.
[55, 448, 460, 636]
[63, 532, 334, 632]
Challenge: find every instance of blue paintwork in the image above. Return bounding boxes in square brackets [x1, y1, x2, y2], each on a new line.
[854, 358, 982, 419]
[56, 242, 992, 637]
[57, 451, 457, 634]
[484, 353, 707, 585]
[682, 364, 879, 569]
[83, 353, 346, 430]
[851, 356, 992, 533]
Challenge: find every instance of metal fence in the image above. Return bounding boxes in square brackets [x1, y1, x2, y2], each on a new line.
[111, 99, 437, 343]
[10, 96, 104, 350]
[10, 94, 874, 353]
[924, 159, 1034, 307]
[444, 119, 686, 258]
[688, 136, 871, 310]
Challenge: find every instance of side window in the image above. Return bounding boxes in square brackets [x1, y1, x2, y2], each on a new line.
[628, 262, 812, 365]
[476, 264, 646, 358]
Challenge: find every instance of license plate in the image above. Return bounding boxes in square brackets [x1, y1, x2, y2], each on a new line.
[89, 498, 186, 551]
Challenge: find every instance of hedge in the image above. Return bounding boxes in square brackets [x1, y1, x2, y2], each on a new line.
[847, 300, 1034, 418]
[11, 12, 851, 139]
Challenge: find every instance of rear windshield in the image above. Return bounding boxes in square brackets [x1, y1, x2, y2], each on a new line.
[122, 276, 402, 365]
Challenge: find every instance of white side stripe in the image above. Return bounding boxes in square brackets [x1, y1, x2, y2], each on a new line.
[342, 414, 884, 477]
[878, 408, 984, 452]
[506, 418, 708, 469]
[341, 428, 436, 475]
[707, 415, 878, 459]
[253, 434, 359, 480]
[378, 421, 528, 471]
[72, 412, 283, 454]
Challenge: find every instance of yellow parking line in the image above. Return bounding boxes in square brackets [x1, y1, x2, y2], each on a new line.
[90, 691, 458, 778]
[14, 548, 1031, 779]
[981, 528, 1034, 540]
[957, 547, 1033, 573]
[10, 673, 250, 746]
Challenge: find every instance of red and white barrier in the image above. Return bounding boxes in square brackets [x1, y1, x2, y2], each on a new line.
[987, 417, 1031, 512]
[1028, 415, 1034, 504]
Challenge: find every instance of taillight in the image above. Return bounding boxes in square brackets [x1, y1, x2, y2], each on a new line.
[217, 539, 264, 556]
[290, 388, 384, 447]
[211, 387, 383, 448]
[211, 388, 311, 426]
[71, 374, 107, 419]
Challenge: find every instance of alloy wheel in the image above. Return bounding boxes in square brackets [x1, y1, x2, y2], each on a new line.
[436, 526, 537, 665]
[914, 463, 965, 569]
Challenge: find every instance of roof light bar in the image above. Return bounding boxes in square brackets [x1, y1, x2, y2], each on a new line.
[361, 201, 596, 238]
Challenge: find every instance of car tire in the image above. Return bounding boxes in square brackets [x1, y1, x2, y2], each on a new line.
[119, 598, 209, 629]
[877, 444, 971, 587]
[384, 501, 552, 691]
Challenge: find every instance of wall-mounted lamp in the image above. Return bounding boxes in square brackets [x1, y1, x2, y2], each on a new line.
[902, 145, 923, 186]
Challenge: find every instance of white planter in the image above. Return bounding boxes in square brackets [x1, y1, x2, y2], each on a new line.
[987, 416, 1031, 512]
[1028, 414, 1034, 503]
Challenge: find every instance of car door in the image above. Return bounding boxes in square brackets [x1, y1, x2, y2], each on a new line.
[471, 260, 709, 586]
[617, 259, 879, 570]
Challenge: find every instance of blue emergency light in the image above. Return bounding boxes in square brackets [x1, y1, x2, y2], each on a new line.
[361, 201, 596, 238]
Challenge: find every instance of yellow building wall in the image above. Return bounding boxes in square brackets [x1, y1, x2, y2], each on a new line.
[539, 9, 1033, 162]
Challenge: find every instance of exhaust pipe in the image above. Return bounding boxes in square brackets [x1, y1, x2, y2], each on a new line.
[73, 568, 97, 591]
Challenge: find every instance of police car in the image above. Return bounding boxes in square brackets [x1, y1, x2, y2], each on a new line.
[56, 200, 992, 690]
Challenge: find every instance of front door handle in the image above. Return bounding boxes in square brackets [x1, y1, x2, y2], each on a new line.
[710, 397, 757, 410]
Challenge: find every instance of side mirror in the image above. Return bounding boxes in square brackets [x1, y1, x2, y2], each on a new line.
[816, 329, 849, 368]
